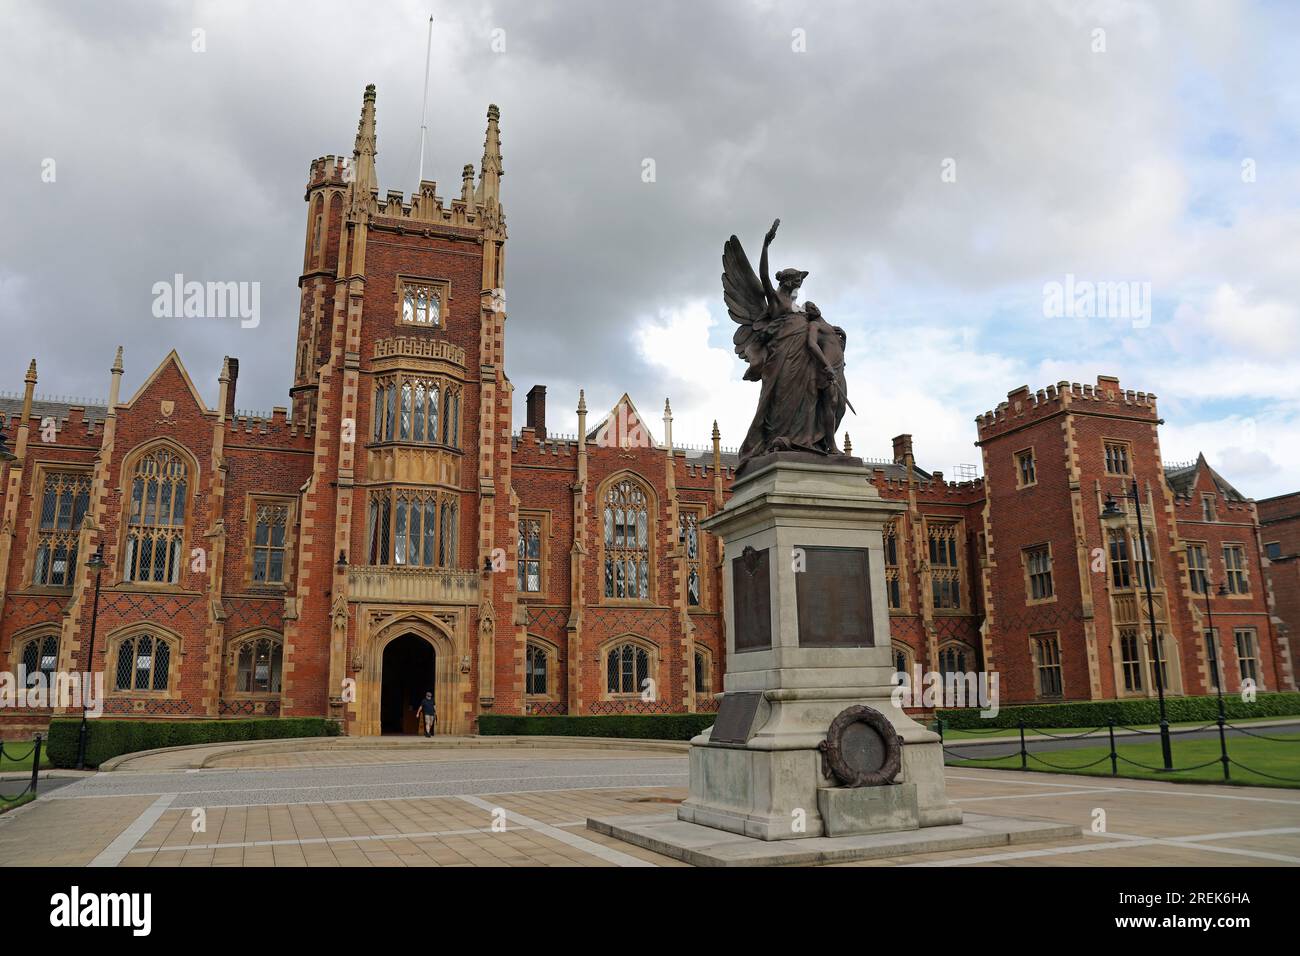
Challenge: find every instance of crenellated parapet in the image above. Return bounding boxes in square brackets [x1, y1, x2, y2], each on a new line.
[976, 374, 1158, 444]
[225, 406, 315, 447]
[305, 154, 354, 194]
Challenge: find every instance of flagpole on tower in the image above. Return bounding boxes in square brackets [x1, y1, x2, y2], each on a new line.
[416, 14, 434, 189]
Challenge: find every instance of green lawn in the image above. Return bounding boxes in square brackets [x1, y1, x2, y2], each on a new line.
[0, 740, 51, 773]
[938, 714, 1293, 741]
[947, 733, 1300, 789]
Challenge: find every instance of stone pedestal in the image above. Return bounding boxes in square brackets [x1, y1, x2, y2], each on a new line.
[677, 459, 961, 841]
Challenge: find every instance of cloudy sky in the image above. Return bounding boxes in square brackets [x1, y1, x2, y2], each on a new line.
[2, 0, 1297, 496]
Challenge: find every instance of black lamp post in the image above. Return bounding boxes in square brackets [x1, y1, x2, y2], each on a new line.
[77, 546, 107, 771]
[1198, 568, 1232, 779]
[1102, 479, 1173, 771]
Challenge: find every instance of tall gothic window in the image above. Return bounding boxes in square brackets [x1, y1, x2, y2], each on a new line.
[114, 633, 172, 692]
[233, 635, 283, 694]
[32, 471, 91, 587]
[1234, 628, 1258, 683]
[604, 479, 650, 600]
[525, 643, 548, 696]
[518, 517, 542, 593]
[884, 520, 901, 609]
[1119, 628, 1143, 691]
[928, 521, 961, 610]
[1108, 529, 1132, 589]
[1034, 633, 1063, 698]
[680, 509, 701, 607]
[123, 447, 188, 584]
[250, 503, 290, 585]
[1186, 544, 1208, 595]
[1025, 545, 1054, 601]
[1134, 531, 1158, 590]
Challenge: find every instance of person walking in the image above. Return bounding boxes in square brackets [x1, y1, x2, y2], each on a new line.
[415, 691, 436, 737]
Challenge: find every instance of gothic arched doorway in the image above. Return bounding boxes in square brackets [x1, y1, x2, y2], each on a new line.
[380, 633, 436, 734]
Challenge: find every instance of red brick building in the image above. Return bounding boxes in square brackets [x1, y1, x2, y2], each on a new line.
[0, 88, 1291, 738]
[1259, 491, 1300, 688]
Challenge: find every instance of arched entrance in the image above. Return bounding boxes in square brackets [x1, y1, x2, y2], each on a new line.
[380, 633, 436, 734]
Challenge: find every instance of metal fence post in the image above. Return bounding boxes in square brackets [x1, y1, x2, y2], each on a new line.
[29, 734, 43, 798]
[1216, 713, 1230, 782]
[1018, 721, 1027, 771]
[1108, 720, 1118, 776]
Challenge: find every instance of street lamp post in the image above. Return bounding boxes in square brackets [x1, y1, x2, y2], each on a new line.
[1102, 479, 1174, 771]
[77, 547, 107, 771]
[1198, 567, 1231, 779]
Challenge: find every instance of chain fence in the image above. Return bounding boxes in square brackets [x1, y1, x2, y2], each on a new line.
[937, 717, 1300, 784]
[0, 734, 45, 806]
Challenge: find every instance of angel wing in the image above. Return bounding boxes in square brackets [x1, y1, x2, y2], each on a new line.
[722, 235, 772, 381]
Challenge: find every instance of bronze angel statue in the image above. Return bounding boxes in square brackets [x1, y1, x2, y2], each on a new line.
[723, 218, 853, 474]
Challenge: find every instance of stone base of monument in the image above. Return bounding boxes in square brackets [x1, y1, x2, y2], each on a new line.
[590, 457, 1077, 863]
[585, 810, 1079, 868]
[817, 782, 918, 837]
[673, 695, 961, 840]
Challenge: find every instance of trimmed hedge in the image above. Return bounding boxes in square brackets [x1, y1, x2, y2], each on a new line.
[478, 713, 714, 741]
[45, 717, 341, 769]
[935, 692, 1300, 731]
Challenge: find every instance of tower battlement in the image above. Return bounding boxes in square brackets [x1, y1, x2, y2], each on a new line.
[976, 374, 1158, 442]
[306, 154, 353, 192]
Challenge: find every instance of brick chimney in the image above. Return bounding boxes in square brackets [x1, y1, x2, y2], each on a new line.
[526, 384, 547, 439]
[892, 433, 913, 465]
[225, 357, 239, 419]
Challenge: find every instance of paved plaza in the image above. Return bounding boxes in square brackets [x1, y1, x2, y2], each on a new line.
[2, 742, 1297, 867]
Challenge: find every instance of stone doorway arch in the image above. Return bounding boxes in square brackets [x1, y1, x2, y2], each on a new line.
[355, 614, 464, 736]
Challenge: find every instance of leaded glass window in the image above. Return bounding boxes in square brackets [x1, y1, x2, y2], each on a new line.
[680, 509, 701, 607]
[372, 375, 456, 448]
[604, 479, 650, 600]
[367, 490, 455, 568]
[518, 517, 541, 592]
[525, 644, 548, 696]
[114, 634, 171, 692]
[1034, 634, 1063, 697]
[606, 642, 649, 694]
[32, 471, 90, 587]
[123, 448, 188, 584]
[234, 636, 283, 693]
[401, 280, 442, 327]
[251, 503, 289, 584]
[20, 634, 59, 688]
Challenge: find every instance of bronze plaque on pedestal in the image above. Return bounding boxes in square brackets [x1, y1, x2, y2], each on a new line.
[709, 691, 763, 745]
[795, 546, 873, 647]
[732, 546, 772, 652]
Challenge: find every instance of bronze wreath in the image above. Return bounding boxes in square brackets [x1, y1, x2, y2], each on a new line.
[817, 704, 903, 787]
